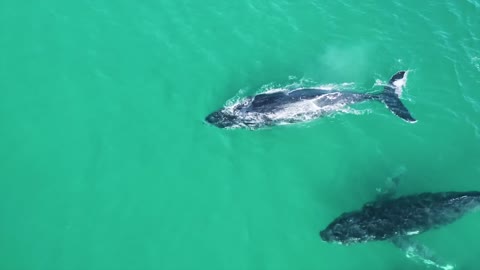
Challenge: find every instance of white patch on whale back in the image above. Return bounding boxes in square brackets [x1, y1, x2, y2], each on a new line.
[259, 79, 357, 94]
[406, 230, 420, 236]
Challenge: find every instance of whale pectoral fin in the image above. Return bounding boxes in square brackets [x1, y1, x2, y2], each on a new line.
[391, 237, 455, 270]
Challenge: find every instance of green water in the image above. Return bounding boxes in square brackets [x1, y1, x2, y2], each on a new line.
[1, 0, 480, 269]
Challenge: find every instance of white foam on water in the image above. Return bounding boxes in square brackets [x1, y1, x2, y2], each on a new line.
[259, 79, 357, 94]
[263, 88, 286, 94]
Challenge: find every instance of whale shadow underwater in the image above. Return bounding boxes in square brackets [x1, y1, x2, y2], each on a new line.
[320, 177, 479, 270]
[205, 71, 416, 129]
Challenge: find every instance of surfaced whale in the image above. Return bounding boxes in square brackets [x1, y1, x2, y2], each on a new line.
[205, 71, 416, 129]
[320, 191, 480, 245]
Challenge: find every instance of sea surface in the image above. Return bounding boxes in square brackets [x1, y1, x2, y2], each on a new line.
[1, 0, 480, 269]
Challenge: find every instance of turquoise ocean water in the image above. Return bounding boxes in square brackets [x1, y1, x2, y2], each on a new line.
[1, 0, 480, 269]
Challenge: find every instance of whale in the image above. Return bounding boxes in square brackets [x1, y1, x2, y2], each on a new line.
[320, 190, 480, 269]
[205, 71, 416, 129]
[320, 191, 480, 244]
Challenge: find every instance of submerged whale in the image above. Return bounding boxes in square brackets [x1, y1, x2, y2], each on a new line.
[320, 191, 480, 244]
[205, 71, 416, 129]
[320, 190, 480, 269]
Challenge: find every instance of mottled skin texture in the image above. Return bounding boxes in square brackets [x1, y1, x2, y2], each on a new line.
[205, 71, 415, 129]
[320, 192, 480, 244]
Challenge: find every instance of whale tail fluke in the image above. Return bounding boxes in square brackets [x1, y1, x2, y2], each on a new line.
[376, 71, 416, 123]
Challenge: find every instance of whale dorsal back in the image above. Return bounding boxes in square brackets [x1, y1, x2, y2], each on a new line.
[250, 92, 287, 108]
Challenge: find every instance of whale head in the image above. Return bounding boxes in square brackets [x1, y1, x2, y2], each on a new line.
[320, 212, 369, 245]
[205, 110, 240, 128]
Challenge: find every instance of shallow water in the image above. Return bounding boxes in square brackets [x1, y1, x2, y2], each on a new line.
[1, 0, 480, 269]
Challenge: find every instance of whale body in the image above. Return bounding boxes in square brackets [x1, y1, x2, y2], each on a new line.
[320, 191, 480, 245]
